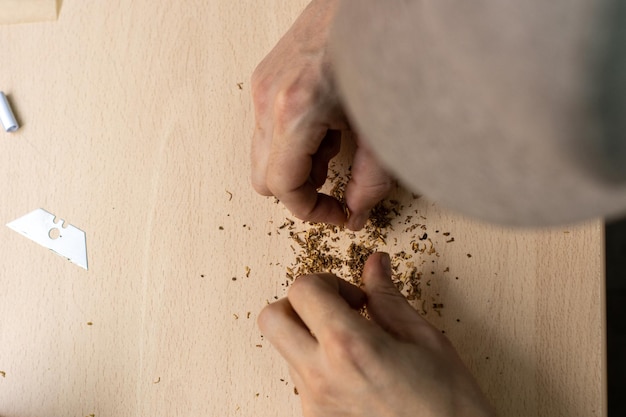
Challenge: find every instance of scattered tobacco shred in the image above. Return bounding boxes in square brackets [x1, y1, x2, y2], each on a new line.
[271, 162, 455, 318]
[346, 242, 374, 286]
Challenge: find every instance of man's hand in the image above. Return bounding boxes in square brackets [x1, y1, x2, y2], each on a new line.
[250, 0, 392, 230]
[258, 252, 496, 417]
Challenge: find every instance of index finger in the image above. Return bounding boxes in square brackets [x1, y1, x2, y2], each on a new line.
[266, 126, 347, 226]
[257, 298, 318, 367]
[287, 274, 370, 342]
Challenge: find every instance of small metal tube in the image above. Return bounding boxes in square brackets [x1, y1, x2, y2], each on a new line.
[0, 92, 19, 132]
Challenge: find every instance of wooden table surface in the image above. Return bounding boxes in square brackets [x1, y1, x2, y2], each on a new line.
[0, 1, 606, 416]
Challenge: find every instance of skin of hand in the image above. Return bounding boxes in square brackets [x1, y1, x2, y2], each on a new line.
[250, 0, 393, 231]
[258, 252, 496, 417]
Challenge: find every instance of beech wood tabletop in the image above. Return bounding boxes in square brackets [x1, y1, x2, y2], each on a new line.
[0, 1, 605, 416]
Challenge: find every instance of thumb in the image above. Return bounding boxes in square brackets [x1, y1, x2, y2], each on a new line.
[344, 140, 393, 231]
[362, 252, 431, 342]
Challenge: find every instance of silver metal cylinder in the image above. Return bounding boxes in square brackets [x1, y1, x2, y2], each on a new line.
[0, 92, 19, 132]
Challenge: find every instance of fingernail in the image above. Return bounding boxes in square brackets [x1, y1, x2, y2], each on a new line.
[380, 252, 391, 275]
[347, 212, 368, 231]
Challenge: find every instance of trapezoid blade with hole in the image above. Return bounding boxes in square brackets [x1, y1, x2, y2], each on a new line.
[6, 208, 88, 270]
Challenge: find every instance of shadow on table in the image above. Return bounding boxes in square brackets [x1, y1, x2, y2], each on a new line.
[443, 289, 595, 417]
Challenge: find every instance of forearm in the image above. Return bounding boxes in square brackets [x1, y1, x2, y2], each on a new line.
[330, 0, 626, 226]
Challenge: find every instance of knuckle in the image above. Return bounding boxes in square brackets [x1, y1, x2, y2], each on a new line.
[256, 305, 273, 331]
[264, 167, 288, 195]
[363, 178, 394, 202]
[420, 327, 455, 352]
[250, 65, 262, 89]
[303, 365, 332, 398]
[251, 66, 315, 131]
[251, 175, 272, 196]
[256, 307, 270, 332]
[376, 178, 394, 197]
[256, 302, 281, 334]
[347, 177, 394, 213]
[288, 274, 315, 299]
[264, 188, 317, 223]
[250, 135, 273, 196]
[286, 205, 316, 223]
[251, 69, 271, 115]
[288, 274, 335, 300]
[273, 83, 313, 130]
[324, 324, 374, 369]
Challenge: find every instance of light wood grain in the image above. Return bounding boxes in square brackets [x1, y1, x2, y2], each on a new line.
[0, 1, 605, 416]
[0, 0, 57, 24]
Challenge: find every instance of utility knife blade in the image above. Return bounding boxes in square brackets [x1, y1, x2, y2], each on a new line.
[6, 208, 88, 270]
